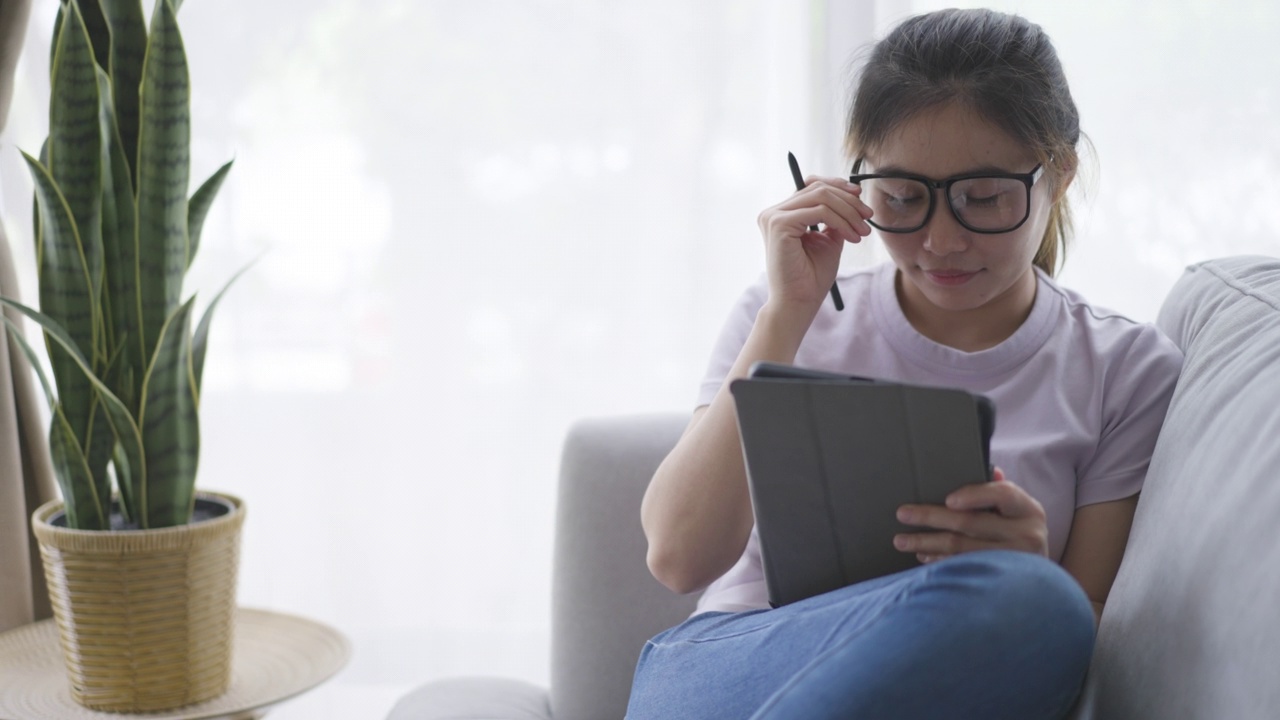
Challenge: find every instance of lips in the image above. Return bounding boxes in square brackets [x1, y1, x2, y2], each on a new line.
[922, 268, 980, 286]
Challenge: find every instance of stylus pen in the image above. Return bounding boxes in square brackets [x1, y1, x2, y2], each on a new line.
[787, 152, 845, 311]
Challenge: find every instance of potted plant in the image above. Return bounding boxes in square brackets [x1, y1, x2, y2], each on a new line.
[0, 0, 243, 711]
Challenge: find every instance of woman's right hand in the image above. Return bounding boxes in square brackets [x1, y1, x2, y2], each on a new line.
[756, 176, 875, 313]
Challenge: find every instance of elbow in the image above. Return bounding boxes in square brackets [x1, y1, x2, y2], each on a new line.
[646, 541, 709, 596]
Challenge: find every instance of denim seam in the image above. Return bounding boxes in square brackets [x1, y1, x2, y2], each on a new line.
[749, 564, 939, 718]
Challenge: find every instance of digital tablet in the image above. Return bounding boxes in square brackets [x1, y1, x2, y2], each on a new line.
[729, 362, 996, 607]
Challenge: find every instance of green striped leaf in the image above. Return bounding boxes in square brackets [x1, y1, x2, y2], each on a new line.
[33, 139, 48, 273]
[191, 260, 252, 396]
[83, 340, 125, 507]
[0, 314, 58, 410]
[48, 0, 104, 339]
[77, 0, 111, 70]
[138, 298, 198, 528]
[112, 441, 134, 524]
[24, 152, 96, 448]
[187, 160, 232, 270]
[134, 0, 189, 368]
[0, 314, 109, 530]
[95, 66, 143, 411]
[49, 5, 62, 74]
[50, 405, 108, 529]
[103, 345, 137, 517]
[100, 0, 147, 189]
[0, 295, 146, 527]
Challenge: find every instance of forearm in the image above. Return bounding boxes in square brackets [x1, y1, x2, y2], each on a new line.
[642, 301, 815, 594]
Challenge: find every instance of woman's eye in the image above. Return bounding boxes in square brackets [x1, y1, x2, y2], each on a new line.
[964, 193, 1004, 207]
[884, 193, 923, 205]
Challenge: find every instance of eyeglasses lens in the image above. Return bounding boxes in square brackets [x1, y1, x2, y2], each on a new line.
[860, 177, 1028, 233]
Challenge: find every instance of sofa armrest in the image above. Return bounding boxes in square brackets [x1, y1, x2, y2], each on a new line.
[550, 414, 698, 720]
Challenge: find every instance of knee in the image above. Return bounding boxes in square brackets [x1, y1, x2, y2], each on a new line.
[931, 550, 1095, 664]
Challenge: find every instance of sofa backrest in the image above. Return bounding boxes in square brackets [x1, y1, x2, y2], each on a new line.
[550, 414, 697, 720]
[1089, 255, 1280, 719]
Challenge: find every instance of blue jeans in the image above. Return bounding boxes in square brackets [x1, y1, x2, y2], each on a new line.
[626, 550, 1094, 720]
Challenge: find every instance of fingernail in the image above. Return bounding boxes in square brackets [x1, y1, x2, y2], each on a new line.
[896, 508, 913, 522]
[894, 535, 908, 550]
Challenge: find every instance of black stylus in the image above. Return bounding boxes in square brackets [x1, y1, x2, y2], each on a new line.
[787, 152, 844, 311]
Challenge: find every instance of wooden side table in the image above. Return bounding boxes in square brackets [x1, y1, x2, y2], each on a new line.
[0, 608, 350, 720]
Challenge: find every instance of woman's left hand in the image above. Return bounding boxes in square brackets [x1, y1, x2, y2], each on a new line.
[894, 467, 1049, 563]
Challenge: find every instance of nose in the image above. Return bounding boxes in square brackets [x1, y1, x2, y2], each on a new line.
[920, 190, 970, 256]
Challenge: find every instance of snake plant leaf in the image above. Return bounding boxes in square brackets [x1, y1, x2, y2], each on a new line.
[191, 259, 252, 396]
[0, 314, 58, 414]
[49, 5, 62, 74]
[33, 138, 47, 269]
[112, 441, 134, 524]
[99, 0, 146, 189]
[138, 297, 198, 528]
[0, 295, 147, 525]
[48, 0, 104, 327]
[83, 340, 126, 507]
[187, 160, 232, 270]
[95, 68, 118, 360]
[96, 65, 143, 406]
[23, 152, 97, 447]
[77, 0, 112, 71]
[50, 405, 109, 530]
[105, 344, 137, 518]
[0, 314, 109, 530]
[134, 0, 189, 368]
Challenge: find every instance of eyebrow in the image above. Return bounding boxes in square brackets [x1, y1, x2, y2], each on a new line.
[867, 163, 1019, 177]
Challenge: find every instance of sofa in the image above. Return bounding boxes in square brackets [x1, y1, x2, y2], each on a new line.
[389, 254, 1280, 720]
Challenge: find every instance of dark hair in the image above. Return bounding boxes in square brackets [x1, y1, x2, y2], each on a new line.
[845, 9, 1082, 276]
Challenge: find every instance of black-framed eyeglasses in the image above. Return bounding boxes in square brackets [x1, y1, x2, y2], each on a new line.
[849, 159, 1045, 234]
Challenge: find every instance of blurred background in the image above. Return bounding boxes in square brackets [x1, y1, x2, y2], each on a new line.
[2, 0, 1277, 716]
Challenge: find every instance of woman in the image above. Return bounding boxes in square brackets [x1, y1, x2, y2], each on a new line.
[628, 8, 1183, 720]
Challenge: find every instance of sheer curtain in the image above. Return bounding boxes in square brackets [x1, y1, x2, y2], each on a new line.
[2, 1, 829, 716]
[1, 1, 1277, 717]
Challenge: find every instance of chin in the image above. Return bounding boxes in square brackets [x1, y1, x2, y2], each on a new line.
[903, 267, 987, 307]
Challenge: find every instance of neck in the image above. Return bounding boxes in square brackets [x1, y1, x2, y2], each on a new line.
[895, 268, 1038, 353]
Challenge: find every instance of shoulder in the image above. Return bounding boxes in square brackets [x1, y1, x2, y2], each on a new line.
[1036, 273, 1184, 414]
[1039, 272, 1182, 367]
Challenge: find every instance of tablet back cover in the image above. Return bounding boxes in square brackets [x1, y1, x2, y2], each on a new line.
[729, 378, 989, 607]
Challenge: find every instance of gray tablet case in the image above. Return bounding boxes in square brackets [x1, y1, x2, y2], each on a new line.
[729, 369, 993, 607]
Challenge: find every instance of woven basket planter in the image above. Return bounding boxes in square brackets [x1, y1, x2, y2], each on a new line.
[31, 492, 246, 713]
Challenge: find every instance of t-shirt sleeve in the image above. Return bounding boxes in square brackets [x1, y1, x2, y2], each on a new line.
[1075, 324, 1184, 507]
[694, 274, 770, 408]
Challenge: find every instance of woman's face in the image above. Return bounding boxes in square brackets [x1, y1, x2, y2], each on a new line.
[863, 102, 1054, 326]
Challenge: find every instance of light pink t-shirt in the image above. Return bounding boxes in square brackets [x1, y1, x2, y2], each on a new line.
[693, 262, 1183, 614]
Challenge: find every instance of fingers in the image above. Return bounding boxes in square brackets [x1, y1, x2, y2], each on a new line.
[757, 177, 874, 249]
[798, 177, 874, 223]
[895, 531, 1002, 557]
[944, 475, 1045, 521]
[896, 503, 1009, 542]
[769, 206, 868, 245]
[895, 470, 1050, 559]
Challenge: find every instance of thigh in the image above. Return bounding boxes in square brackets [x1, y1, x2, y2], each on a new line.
[625, 564, 934, 720]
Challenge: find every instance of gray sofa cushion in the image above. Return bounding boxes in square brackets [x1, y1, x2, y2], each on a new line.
[550, 414, 698, 720]
[1089, 256, 1280, 718]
